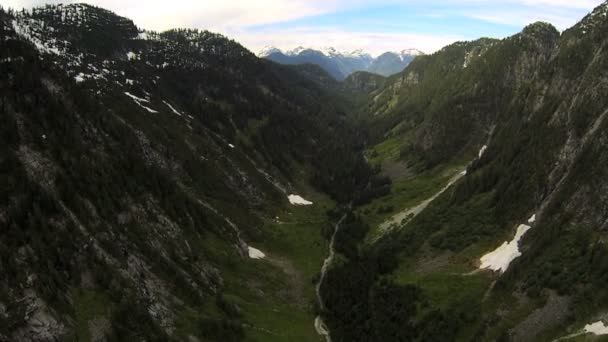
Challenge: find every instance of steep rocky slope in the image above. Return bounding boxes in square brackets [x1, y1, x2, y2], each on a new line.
[0, 4, 382, 341]
[4, 1, 608, 341]
[319, 2, 608, 341]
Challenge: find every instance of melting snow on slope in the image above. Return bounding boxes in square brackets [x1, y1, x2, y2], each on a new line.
[125, 92, 158, 113]
[12, 19, 63, 55]
[480, 224, 531, 272]
[585, 321, 608, 335]
[288, 194, 313, 206]
[162, 100, 183, 116]
[528, 214, 536, 224]
[478, 145, 488, 158]
[248, 246, 265, 259]
[126, 51, 139, 60]
[74, 73, 85, 83]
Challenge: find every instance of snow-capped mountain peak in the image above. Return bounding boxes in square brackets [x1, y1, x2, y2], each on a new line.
[286, 46, 307, 56]
[319, 46, 340, 56]
[400, 48, 425, 56]
[258, 46, 282, 57]
[260, 45, 424, 79]
[345, 49, 372, 59]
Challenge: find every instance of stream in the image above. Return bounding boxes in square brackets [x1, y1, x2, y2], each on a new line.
[314, 169, 466, 340]
[314, 213, 348, 342]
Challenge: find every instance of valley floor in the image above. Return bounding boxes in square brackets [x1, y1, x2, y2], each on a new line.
[229, 192, 334, 342]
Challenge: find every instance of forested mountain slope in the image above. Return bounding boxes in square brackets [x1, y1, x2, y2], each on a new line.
[0, 4, 386, 341]
[319, 2, 608, 341]
[3, 1, 608, 342]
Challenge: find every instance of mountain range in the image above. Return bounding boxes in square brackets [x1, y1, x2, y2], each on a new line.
[2, 1, 608, 342]
[259, 46, 424, 80]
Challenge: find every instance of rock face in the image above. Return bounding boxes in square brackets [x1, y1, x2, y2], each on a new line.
[4, 1, 608, 341]
[343, 71, 386, 93]
[319, 2, 608, 341]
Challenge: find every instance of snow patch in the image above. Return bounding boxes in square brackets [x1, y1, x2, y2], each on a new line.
[162, 100, 183, 116]
[12, 19, 62, 55]
[585, 321, 608, 335]
[228, 143, 235, 149]
[124, 92, 158, 113]
[124, 92, 148, 103]
[288, 194, 313, 206]
[137, 31, 151, 40]
[0, 56, 24, 63]
[528, 214, 536, 224]
[126, 51, 139, 61]
[478, 145, 488, 158]
[480, 224, 531, 272]
[248, 246, 265, 259]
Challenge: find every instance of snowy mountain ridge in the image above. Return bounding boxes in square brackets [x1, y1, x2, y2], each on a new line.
[259, 45, 425, 79]
[258, 45, 420, 59]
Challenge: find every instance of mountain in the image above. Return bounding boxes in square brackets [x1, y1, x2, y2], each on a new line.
[367, 49, 424, 77]
[0, 4, 388, 341]
[259, 46, 423, 80]
[319, 2, 608, 341]
[343, 71, 386, 93]
[4, 1, 608, 342]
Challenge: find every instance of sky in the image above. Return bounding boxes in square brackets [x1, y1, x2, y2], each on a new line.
[2, 0, 605, 56]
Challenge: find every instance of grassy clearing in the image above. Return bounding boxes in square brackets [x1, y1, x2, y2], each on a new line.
[392, 255, 496, 341]
[235, 193, 333, 341]
[361, 161, 468, 241]
[221, 260, 322, 342]
[199, 190, 333, 341]
[73, 288, 112, 342]
[173, 303, 226, 340]
[256, 194, 333, 291]
[366, 135, 405, 164]
[393, 255, 492, 307]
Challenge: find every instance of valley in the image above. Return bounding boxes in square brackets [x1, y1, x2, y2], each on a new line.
[2, 1, 608, 342]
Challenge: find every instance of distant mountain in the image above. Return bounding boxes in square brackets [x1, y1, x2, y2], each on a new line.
[259, 46, 423, 80]
[368, 49, 424, 76]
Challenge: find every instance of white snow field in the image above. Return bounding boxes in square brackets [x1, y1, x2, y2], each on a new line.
[247, 246, 266, 259]
[480, 223, 532, 272]
[478, 145, 488, 158]
[585, 321, 608, 335]
[288, 194, 313, 206]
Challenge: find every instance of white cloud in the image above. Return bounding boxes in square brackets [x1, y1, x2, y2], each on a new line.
[2, 0, 603, 55]
[465, 0, 605, 30]
[2, 0, 380, 31]
[519, 0, 602, 9]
